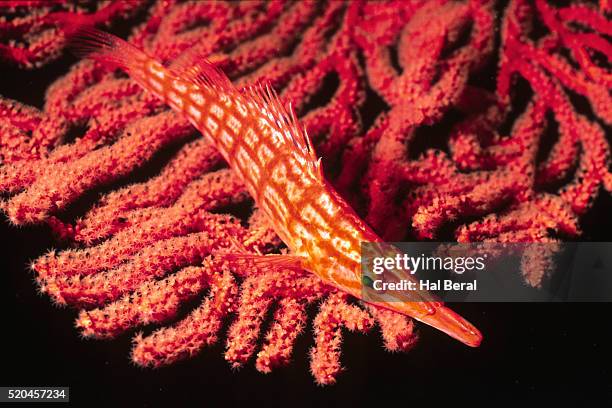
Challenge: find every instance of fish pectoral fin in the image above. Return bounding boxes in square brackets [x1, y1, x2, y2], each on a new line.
[214, 252, 305, 271]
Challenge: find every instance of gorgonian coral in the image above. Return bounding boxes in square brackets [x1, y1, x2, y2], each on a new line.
[0, 0, 610, 384]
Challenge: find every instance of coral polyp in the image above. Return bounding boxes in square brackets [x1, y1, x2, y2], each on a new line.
[0, 0, 610, 384]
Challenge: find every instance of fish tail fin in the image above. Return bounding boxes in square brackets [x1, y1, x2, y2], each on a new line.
[59, 23, 322, 181]
[54, 17, 150, 76]
[55, 21, 174, 106]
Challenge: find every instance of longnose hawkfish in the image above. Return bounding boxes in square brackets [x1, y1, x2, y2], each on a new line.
[62, 25, 482, 347]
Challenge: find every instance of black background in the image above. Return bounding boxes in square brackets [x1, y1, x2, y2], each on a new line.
[2, 15, 612, 408]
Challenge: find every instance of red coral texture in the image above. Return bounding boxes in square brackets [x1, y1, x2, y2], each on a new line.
[0, 0, 610, 384]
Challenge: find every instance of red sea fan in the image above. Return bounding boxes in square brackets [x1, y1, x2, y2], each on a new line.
[0, 1, 146, 69]
[0, 0, 610, 384]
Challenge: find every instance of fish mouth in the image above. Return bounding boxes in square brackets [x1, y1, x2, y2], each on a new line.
[417, 304, 483, 347]
[368, 299, 483, 347]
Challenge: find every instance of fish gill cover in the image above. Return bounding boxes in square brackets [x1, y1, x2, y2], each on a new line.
[0, 0, 610, 385]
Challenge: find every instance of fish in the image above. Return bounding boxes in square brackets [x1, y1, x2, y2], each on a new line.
[61, 24, 482, 347]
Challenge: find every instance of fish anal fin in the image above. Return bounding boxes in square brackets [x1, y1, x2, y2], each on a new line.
[216, 252, 305, 272]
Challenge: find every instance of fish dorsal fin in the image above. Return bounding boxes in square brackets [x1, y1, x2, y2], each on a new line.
[241, 82, 323, 178]
[168, 53, 233, 93]
[59, 24, 324, 181]
[168, 51, 324, 178]
[170, 55, 321, 178]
